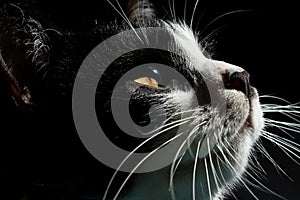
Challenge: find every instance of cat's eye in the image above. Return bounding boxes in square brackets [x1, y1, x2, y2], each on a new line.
[134, 77, 159, 88]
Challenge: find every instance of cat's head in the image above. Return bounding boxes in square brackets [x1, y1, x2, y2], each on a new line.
[86, 1, 266, 199]
[2, 1, 297, 200]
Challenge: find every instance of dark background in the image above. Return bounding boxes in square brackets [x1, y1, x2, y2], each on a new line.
[1, 0, 299, 199]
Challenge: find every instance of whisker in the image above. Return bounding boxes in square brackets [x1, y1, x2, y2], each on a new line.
[171, 148, 186, 178]
[247, 146, 267, 178]
[261, 133, 300, 165]
[200, 24, 227, 45]
[215, 150, 242, 200]
[194, 9, 207, 32]
[147, 115, 197, 135]
[214, 152, 227, 185]
[186, 121, 208, 158]
[260, 95, 293, 104]
[169, 135, 191, 198]
[112, 132, 184, 200]
[267, 111, 300, 123]
[169, 135, 196, 199]
[192, 140, 201, 200]
[265, 119, 300, 135]
[252, 143, 272, 176]
[207, 138, 221, 192]
[204, 157, 212, 200]
[169, 120, 208, 199]
[201, 10, 251, 36]
[266, 117, 300, 129]
[168, 0, 175, 20]
[190, 0, 200, 29]
[262, 133, 300, 156]
[263, 130, 300, 148]
[224, 140, 287, 200]
[217, 144, 259, 200]
[172, 0, 176, 21]
[262, 103, 300, 111]
[264, 121, 295, 140]
[103, 119, 191, 199]
[183, 0, 188, 23]
[105, 0, 143, 43]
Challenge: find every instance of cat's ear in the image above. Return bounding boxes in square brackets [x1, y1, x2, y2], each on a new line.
[0, 52, 33, 112]
[127, 0, 156, 22]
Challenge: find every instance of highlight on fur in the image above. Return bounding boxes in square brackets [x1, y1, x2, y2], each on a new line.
[0, 1, 299, 200]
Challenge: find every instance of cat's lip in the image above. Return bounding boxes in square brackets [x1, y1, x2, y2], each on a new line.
[245, 87, 256, 128]
[246, 115, 252, 128]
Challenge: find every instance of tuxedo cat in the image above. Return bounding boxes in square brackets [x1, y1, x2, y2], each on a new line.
[0, 0, 299, 199]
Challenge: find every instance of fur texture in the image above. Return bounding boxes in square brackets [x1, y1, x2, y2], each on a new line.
[0, 1, 299, 200]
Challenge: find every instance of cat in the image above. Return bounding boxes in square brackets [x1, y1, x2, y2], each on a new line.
[0, 0, 299, 200]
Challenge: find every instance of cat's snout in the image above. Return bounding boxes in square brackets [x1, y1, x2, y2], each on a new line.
[224, 71, 251, 99]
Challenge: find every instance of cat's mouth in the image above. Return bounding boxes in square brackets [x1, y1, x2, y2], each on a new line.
[244, 87, 259, 129]
[246, 115, 253, 128]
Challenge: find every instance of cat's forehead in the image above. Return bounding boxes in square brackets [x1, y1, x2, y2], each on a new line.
[168, 22, 244, 75]
[168, 22, 208, 67]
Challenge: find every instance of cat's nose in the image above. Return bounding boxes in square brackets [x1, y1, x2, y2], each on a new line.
[224, 71, 251, 98]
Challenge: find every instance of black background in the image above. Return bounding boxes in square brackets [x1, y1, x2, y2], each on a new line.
[1, 0, 300, 199]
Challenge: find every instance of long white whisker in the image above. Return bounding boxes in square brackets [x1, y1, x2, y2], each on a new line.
[169, 120, 208, 199]
[204, 157, 212, 200]
[170, 145, 186, 200]
[254, 142, 270, 175]
[200, 24, 227, 43]
[168, 0, 175, 20]
[247, 145, 267, 178]
[267, 137, 300, 165]
[214, 150, 240, 200]
[214, 152, 227, 185]
[147, 115, 197, 135]
[270, 111, 300, 123]
[106, 0, 143, 43]
[201, 10, 251, 35]
[207, 138, 220, 192]
[190, 0, 200, 28]
[192, 140, 201, 200]
[114, 0, 132, 23]
[264, 118, 300, 133]
[265, 117, 300, 129]
[103, 119, 191, 199]
[264, 121, 295, 139]
[148, 106, 204, 128]
[262, 130, 300, 148]
[262, 132, 300, 155]
[261, 134, 300, 165]
[172, 0, 176, 21]
[183, 0, 188, 23]
[217, 144, 259, 200]
[262, 104, 300, 112]
[112, 132, 184, 200]
[223, 140, 287, 200]
[186, 121, 209, 158]
[259, 95, 292, 104]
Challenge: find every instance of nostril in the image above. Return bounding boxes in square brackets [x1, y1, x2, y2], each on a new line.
[224, 71, 251, 98]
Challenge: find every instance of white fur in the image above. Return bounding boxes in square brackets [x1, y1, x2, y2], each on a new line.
[120, 23, 264, 200]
